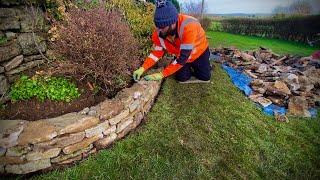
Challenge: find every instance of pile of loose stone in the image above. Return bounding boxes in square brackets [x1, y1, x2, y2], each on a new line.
[211, 47, 320, 118]
[0, 80, 161, 175]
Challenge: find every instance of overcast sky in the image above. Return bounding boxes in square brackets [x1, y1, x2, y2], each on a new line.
[178, 0, 297, 14]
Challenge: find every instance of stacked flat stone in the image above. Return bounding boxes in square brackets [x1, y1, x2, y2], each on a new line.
[0, 80, 162, 174]
[0, 2, 47, 103]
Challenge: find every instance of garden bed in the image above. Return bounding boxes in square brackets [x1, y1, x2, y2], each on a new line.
[0, 76, 162, 175]
[0, 80, 106, 121]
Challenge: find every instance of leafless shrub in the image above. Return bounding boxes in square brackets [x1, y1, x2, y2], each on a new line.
[52, 7, 141, 96]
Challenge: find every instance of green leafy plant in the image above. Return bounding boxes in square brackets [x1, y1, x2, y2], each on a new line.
[75, 0, 100, 9]
[45, 0, 71, 21]
[147, 0, 180, 12]
[105, 0, 155, 55]
[0, 36, 7, 45]
[0, 103, 5, 110]
[209, 21, 223, 32]
[10, 75, 80, 102]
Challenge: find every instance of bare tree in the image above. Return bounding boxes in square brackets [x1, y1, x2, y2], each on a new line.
[200, 0, 204, 18]
[272, 0, 312, 16]
[181, 0, 207, 18]
[309, 0, 320, 14]
[289, 0, 312, 15]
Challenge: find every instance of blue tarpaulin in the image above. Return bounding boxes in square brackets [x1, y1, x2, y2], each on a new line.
[220, 64, 318, 117]
[263, 104, 287, 116]
[222, 65, 253, 96]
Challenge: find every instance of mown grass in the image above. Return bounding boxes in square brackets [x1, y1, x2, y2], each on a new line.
[207, 31, 319, 56]
[16, 32, 320, 180]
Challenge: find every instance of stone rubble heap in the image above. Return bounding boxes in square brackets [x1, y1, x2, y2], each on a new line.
[0, 80, 161, 175]
[211, 47, 320, 118]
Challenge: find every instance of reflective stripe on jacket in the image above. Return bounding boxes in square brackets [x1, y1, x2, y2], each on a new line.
[142, 14, 209, 77]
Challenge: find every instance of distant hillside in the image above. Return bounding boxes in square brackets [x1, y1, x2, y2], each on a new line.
[207, 13, 272, 18]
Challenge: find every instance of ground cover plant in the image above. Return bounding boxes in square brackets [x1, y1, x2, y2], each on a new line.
[10, 75, 80, 102]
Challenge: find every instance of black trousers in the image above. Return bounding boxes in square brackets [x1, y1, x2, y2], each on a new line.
[175, 48, 211, 82]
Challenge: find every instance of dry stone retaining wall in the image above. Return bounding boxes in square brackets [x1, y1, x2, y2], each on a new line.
[0, 1, 47, 103]
[0, 80, 162, 174]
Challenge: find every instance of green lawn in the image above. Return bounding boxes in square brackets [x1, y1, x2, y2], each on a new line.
[207, 31, 319, 56]
[27, 32, 320, 179]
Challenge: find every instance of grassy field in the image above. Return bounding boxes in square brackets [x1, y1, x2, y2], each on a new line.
[24, 32, 320, 179]
[207, 31, 319, 56]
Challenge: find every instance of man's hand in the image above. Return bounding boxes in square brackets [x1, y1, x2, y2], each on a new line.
[144, 72, 164, 81]
[133, 67, 145, 81]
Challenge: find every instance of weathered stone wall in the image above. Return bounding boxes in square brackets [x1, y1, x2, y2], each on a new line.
[0, 80, 162, 174]
[0, 1, 47, 103]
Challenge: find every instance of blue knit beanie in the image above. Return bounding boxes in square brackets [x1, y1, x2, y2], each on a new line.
[154, 0, 178, 28]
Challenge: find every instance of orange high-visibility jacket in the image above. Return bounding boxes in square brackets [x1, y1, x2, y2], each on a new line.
[142, 14, 209, 77]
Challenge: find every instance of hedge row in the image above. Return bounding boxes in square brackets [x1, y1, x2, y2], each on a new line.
[219, 15, 320, 44]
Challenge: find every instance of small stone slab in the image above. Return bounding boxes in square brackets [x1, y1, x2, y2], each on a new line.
[0, 40, 22, 62]
[94, 133, 117, 150]
[6, 159, 51, 174]
[249, 94, 272, 107]
[0, 156, 25, 165]
[82, 147, 97, 159]
[33, 132, 85, 150]
[6, 146, 30, 157]
[45, 113, 100, 135]
[103, 126, 116, 136]
[5, 60, 45, 75]
[26, 147, 61, 161]
[142, 99, 153, 115]
[57, 132, 86, 148]
[115, 83, 146, 107]
[63, 134, 102, 155]
[23, 54, 43, 62]
[57, 155, 82, 165]
[85, 121, 110, 138]
[3, 55, 23, 71]
[117, 125, 133, 140]
[97, 100, 124, 120]
[116, 117, 133, 133]
[0, 8, 18, 17]
[0, 75, 9, 95]
[17, 33, 46, 55]
[132, 112, 143, 129]
[0, 17, 20, 31]
[129, 100, 140, 113]
[288, 96, 311, 117]
[109, 109, 129, 125]
[274, 80, 291, 95]
[5, 31, 16, 41]
[19, 7, 45, 33]
[51, 144, 93, 164]
[0, 120, 26, 148]
[18, 121, 57, 146]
